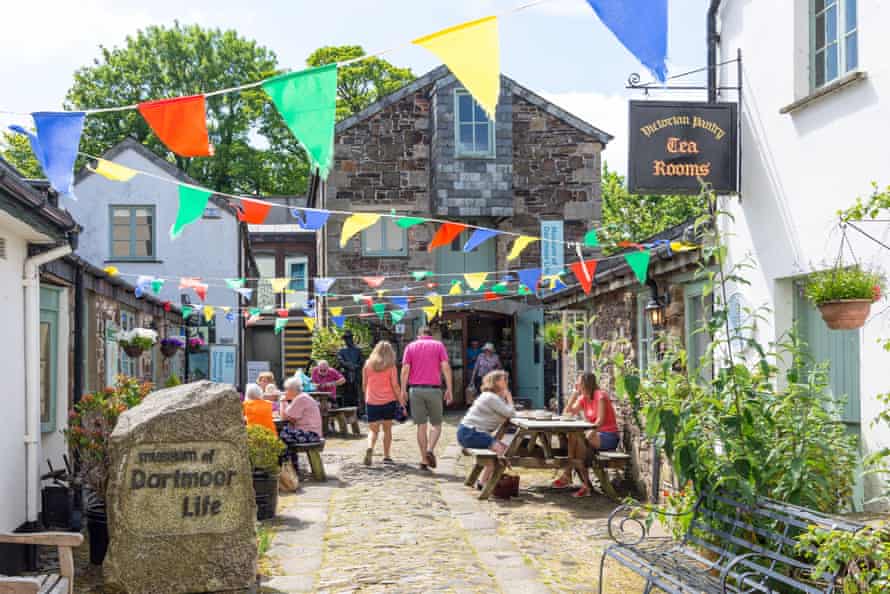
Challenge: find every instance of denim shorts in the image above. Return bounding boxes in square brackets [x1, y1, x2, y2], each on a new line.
[366, 400, 398, 423]
[597, 431, 620, 451]
[457, 424, 495, 450]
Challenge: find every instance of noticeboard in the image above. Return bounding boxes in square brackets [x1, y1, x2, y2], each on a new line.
[628, 100, 738, 195]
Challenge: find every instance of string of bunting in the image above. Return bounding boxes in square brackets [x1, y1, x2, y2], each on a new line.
[5, 0, 667, 199]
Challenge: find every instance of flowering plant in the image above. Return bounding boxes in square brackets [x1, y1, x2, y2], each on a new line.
[118, 328, 158, 351]
[160, 336, 185, 348]
[65, 376, 153, 498]
[187, 336, 206, 352]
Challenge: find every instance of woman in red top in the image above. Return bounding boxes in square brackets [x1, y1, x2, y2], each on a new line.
[362, 341, 404, 466]
[553, 372, 620, 497]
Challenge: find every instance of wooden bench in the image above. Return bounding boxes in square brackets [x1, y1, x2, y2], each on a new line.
[287, 440, 327, 482]
[0, 531, 83, 594]
[600, 490, 866, 593]
[324, 406, 361, 436]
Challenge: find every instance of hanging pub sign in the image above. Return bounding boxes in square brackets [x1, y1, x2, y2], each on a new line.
[628, 100, 738, 194]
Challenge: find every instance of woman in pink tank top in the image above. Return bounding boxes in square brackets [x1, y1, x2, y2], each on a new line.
[362, 341, 404, 466]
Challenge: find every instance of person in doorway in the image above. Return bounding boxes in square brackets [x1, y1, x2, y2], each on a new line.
[457, 370, 516, 490]
[362, 341, 403, 466]
[401, 326, 453, 471]
[337, 330, 365, 412]
[470, 343, 502, 394]
[552, 372, 620, 498]
[243, 383, 277, 433]
[311, 360, 346, 403]
[467, 340, 482, 370]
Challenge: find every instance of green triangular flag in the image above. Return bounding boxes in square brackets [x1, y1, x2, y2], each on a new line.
[171, 185, 213, 238]
[225, 278, 245, 290]
[583, 228, 600, 248]
[352, 295, 364, 304]
[249, 308, 261, 317]
[181, 305, 194, 320]
[412, 271, 431, 281]
[372, 302, 386, 320]
[262, 64, 337, 178]
[492, 282, 509, 294]
[390, 309, 406, 324]
[396, 217, 426, 229]
[150, 279, 165, 295]
[624, 250, 651, 285]
[274, 317, 289, 335]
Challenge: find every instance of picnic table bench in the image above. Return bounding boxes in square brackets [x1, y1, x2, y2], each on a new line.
[0, 531, 83, 594]
[286, 440, 327, 481]
[600, 490, 866, 593]
[324, 406, 361, 437]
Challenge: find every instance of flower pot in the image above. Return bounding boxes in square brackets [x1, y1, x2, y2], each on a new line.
[817, 299, 872, 330]
[85, 506, 109, 565]
[252, 469, 280, 521]
[121, 344, 144, 358]
[160, 343, 180, 358]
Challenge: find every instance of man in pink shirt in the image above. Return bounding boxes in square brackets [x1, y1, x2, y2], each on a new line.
[311, 360, 346, 403]
[400, 327, 453, 471]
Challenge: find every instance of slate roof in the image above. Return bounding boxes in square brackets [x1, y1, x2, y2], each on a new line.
[0, 156, 79, 241]
[336, 65, 614, 145]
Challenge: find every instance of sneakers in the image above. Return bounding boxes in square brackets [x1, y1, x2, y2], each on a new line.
[383, 457, 395, 465]
[363, 448, 373, 466]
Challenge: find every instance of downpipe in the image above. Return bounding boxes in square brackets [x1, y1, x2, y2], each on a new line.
[23, 243, 72, 523]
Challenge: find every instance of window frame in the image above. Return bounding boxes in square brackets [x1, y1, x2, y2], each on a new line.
[361, 218, 408, 257]
[810, 0, 858, 90]
[118, 309, 137, 378]
[39, 286, 61, 433]
[684, 281, 714, 383]
[454, 88, 496, 159]
[285, 256, 309, 292]
[635, 291, 655, 374]
[109, 205, 157, 261]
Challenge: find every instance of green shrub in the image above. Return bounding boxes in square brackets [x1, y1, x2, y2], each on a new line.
[310, 319, 372, 369]
[805, 267, 885, 305]
[798, 523, 890, 594]
[164, 374, 181, 388]
[246, 425, 284, 473]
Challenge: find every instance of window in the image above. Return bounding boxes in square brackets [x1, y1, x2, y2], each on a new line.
[110, 206, 155, 259]
[119, 309, 136, 378]
[255, 254, 277, 309]
[286, 257, 308, 292]
[812, 0, 858, 89]
[362, 218, 407, 256]
[40, 286, 60, 433]
[685, 282, 713, 383]
[455, 89, 495, 157]
[636, 293, 655, 373]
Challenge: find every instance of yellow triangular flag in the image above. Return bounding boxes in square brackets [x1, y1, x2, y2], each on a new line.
[422, 305, 439, 323]
[329, 307, 343, 316]
[203, 305, 215, 322]
[427, 295, 443, 317]
[670, 241, 700, 253]
[449, 282, 462, 296]
[464, 272, 489, 291]
[103, 266, 119, 277]
[340, 213, 381, 248]
[303, 317, 316, 333]
[221, 307, 231, 314]
[270, 278, 290, 293]
[90, 159, 138, 182]
[413, 16, 500, 118]
[542, 274, 564, 290]
[507, 236, 539, 261]
[376, 290, 386, 298]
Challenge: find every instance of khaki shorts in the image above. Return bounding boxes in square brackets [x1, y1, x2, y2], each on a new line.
[409, 386, 443, 426]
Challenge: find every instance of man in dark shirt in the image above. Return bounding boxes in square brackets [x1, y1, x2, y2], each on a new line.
[337, 330, 364, 413]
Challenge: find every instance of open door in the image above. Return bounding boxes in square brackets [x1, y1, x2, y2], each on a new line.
[514, 307, 544, 409]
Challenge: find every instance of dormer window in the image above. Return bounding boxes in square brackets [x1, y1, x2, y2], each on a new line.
[455, 89, 495, 158]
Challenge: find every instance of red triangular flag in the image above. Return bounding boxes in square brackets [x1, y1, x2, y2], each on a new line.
[277, 309, 288, 318]
[194, 283, 208, 302]
[237, 198, 272, 224]
[569, 260, 598, 294]
[137, 95, 213, 157]
[484, 291, 498, 301]
[362, 276, 385, 289]
[428, 222, 467, 251]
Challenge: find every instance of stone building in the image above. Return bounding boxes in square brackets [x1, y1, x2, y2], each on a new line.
[319, 66, 612, 408]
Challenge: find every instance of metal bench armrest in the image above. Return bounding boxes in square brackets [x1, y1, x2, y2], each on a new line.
[720, 551, 821, 594]
[606, 500, 697, 546]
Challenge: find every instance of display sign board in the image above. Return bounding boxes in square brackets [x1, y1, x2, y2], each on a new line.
[246, 360, 270, 384]
[628, 101, 738, 194]
[210, 345, 237, 385]
[540, 220, 564, 276]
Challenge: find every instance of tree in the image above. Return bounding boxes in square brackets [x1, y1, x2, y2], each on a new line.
[599, 162, 708, 249]
[0, 131, 43, 178]
[64, 22, 308, 195]
[306, 46, 414, 120]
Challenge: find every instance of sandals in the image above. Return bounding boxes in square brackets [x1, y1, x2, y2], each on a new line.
[551, 477, 571, 489]
[426, 451, 437, 469]
[572, 486, 591, 498]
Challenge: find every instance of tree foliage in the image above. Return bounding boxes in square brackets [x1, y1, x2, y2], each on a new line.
[306, 45, 414, 120]
[0, 131, 44, 178]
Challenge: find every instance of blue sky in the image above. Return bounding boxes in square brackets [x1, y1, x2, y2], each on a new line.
[1, 0, 708, 173]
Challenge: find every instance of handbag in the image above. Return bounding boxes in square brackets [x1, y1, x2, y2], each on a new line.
[278, 461, 299, 493]
[493, 474, 520, 499]
[395, 403, 408, 423]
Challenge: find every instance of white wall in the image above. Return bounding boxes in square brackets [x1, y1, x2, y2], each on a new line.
[719, 0, 890, 505]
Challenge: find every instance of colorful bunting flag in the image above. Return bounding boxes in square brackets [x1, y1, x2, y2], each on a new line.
[302, 317, 316, 333]
[396, 217, 426, 229]
[270, 278, 290, 293]
[237, 198, 272, 224]
[463, 229, 500, 252]
[427, 295, 443, 316]
[422, 305, 439, 323]
[292, 209, 331, 231]
[390, 310, 406, 325]
[491, 283, 508, 294]
[249, 308, 262, 317]
[340, 213, 381, 247]
[332, 316, 345, 328]
[138, 95, 212, 157]
[484, 291, 498, 301]
[263, 64, 338, 178]
[517, 269, 542, 293]
[103, 266, 119, 277]
[10, 111, 85, 198]
[624, 250, 651, 285]
[449, 282, 463, 296]
[363, 276, 386, 289]
[507, 236, 539, 261]
[225, 278, 246, 290]
[181, 305, 194, 320]
[583, 228, 600, 248]
[171, 185, 213, 238]
[389, 297, 409, 311]
[570, 260, 598, 294]
[151, 278, 165, 295]
[225, 312, 235, 322]
[411, 271, 431, 281]
[90, 159, 137, 182]
[203, 305, 215, 322]
[413, 16, 501, 118]
[163, 301, 172, 312]
[464, 272, 489, 291]
[134, 286, 145, 299]
[274, 317, 289, 335]
[235, 288, 253, 301]
[372, 302, 386, 320]
[585, 0, 668, 82]
[314, 277, 335, 295]
[136, 275, 153, 291]
[179, 277, 202, 290]
[429, 222, 468, 251]
[277, 308, 289, 318]
[670, 241, 699, 253]
[194, 284, 208, 302]
[329, 307, 343, 316]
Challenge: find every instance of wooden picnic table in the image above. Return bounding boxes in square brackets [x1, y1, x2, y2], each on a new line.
[465, 415, 625, 500]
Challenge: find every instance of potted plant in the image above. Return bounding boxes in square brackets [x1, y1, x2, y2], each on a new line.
[65, 376, 152, 564]
[187, 336, 206, 354]
[159, 336, 184, 358]
[541, 322, 566, 354]
[246, 425, 285, 521]
[805, 266, 885, 330]
[118, 328, 157, 358]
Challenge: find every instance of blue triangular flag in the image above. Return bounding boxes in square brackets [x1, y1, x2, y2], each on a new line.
[517, 268, 542, 293]
[303, 307, 316, 318]
[235, 288, 253, 301]
[553, 279, 568, 291]
[585, 0, 668, 82]
[332, 315, 346, 328]
[314, 277, 335, 295]
[292, 209, 331, 231]
[10, 111, 85, 198]
[225, 312, 235, 322]
[388, 297, 409, 311]
[463, 229, 500, 252]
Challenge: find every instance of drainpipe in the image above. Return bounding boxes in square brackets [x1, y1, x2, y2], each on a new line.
[23, 243, 72, 524]
[707, 0, 723, 103]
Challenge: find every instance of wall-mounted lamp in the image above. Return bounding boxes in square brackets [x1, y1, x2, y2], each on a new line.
[645, 279, 670, 330]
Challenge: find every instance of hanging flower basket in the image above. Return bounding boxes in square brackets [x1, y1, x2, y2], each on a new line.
[121, 344, 144, 358]
[160, 337, 184, 358]
[118, 328, 157, 359]
[187, 337, 206, 354]
[817, 299, 873, 330]
[805, 267, 885, 331]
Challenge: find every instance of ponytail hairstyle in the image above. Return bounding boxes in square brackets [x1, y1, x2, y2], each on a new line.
[580, 372, 598, 399]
